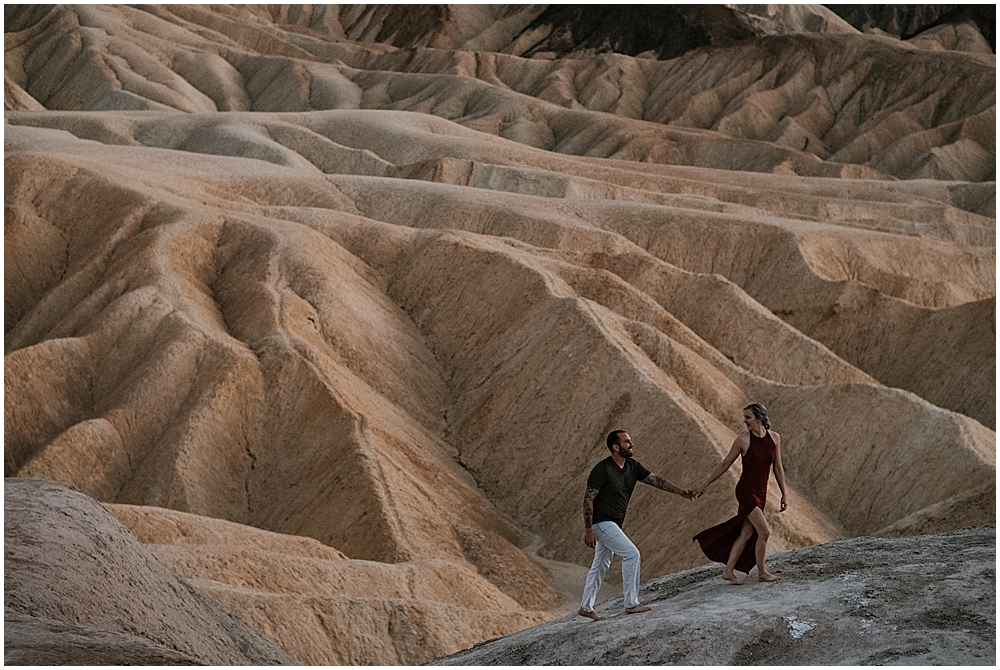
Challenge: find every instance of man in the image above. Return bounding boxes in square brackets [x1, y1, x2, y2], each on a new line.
[578, 429, 694, 621]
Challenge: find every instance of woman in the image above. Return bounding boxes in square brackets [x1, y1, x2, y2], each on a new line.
[692, 403, 787, 584]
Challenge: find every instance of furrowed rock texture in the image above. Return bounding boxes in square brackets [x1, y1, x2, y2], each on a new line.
[105, 503, 553, 665]
[4, 478, 295, 665]
[4, 4, 995, 665]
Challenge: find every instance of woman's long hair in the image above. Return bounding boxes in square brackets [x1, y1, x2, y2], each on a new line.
[744, 402, 771, 430]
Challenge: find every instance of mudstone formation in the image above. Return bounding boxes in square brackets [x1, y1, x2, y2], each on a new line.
[4, 4, 995, 665]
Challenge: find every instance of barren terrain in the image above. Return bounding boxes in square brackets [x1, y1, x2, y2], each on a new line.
[435, 525, 996, 666]
[4, 4, 995, 665]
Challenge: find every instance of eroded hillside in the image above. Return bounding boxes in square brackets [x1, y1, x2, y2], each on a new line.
[4, 4, 995, 665]
[433, 525, 996, 666]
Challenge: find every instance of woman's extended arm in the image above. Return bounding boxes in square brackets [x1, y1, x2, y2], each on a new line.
[693, 436, 744, 497]
[772, 431, 788, 511]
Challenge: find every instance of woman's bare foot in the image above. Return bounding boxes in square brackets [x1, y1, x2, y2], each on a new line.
[624, 604, 651, 614]
[578, 608, 605, 621]
[759, 571, 781, 582]
[721, 571, 744, 585]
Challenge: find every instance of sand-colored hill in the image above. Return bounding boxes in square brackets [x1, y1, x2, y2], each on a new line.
[104, 501, 553, 665]
[8, 480, 992, 666]
[4, 478, 295, 665]
[4, 4, 995, 665]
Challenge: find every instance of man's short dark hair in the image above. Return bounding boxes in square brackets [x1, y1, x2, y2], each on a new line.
[606, 430, 626, 452]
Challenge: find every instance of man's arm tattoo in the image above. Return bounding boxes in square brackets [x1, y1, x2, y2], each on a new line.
[583, 486, 598, 528]
[643, 473, 680, 494]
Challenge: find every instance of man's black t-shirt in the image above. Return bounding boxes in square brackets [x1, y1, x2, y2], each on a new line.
[587, 456, 651, 528]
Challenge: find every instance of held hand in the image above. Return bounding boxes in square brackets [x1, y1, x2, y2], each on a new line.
[584, 527, 596, 549]
[681, 489, 697, 500]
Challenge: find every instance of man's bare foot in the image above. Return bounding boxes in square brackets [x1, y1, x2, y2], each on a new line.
[759, 571, 781, 582]
[624, 604, 651, 614]
[578, 608, 605, 621]
[721, 572, 744, 585]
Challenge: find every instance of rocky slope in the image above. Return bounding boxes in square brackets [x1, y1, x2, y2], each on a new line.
[434, 525, 996, 665]
[4, 4, 995, 665]
[8, 479, 993, 666]
[4, 478, 295, 665]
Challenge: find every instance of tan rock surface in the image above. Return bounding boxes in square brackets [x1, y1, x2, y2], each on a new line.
[105, 503, 554, 665]
[4, 478, 295, 665]
[4, 4, 995, 665]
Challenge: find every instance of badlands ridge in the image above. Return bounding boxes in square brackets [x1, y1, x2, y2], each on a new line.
[4, 4, 995, 665]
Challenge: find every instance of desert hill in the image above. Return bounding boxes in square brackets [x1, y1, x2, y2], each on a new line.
[4, 4, 995, 665]
[434, 524, 996, 666]
[4, 478, 296, 665]
[7, 478, 993, 666]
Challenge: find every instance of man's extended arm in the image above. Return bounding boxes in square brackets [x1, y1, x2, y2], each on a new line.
[642, 473, 695, 499]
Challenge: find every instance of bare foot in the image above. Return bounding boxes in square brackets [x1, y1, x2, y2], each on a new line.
[721, 572, 744, 585]
[578, 608, 605, 621]
[759, 571, 781, 582]
[624, 604, 651, 614]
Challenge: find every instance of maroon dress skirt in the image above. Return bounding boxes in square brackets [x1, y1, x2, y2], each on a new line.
[693, 430, 776, 573]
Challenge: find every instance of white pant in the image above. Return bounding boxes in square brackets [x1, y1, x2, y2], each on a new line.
[581, 521, 641, 611]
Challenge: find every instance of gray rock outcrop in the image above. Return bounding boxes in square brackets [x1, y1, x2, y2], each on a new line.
[4, 478, 295, 665]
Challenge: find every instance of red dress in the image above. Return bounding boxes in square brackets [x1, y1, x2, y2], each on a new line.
[693, 430, 775, 573]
